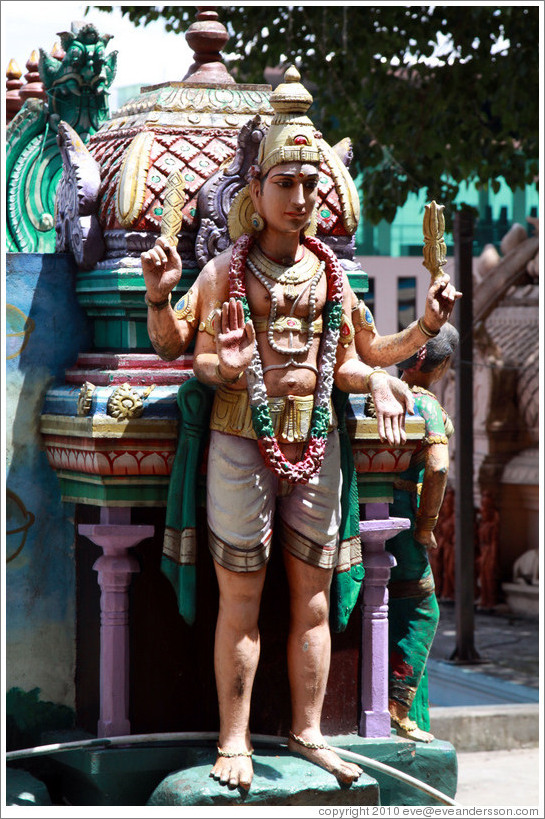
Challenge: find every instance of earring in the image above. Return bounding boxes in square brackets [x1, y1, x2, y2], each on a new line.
[303, 205, 318, 237]
[251, 212, 265, 232]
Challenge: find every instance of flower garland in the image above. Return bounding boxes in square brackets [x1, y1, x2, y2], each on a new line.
[228, 232, 343, 484]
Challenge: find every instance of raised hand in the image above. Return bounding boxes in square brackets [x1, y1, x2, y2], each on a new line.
[216, 297, 256, 380]
[141, 237, 182, 303]
[369, 372, 414, 446]
[423, 274, 462, 331]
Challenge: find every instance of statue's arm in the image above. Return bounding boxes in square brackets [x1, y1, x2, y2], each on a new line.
[334, 285, 414, 446]
[414, 441, 450, 550]
[192, 251, 255, 388]
[142, 237, 203, 360]
[349, 273, 461, 367]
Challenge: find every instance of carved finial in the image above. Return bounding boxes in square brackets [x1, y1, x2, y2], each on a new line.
[422, 201, 447, 280]
[182, 6, 235, 85]
[19, 49, 45, 103]
[6, 59, 23, 123]
[51, 41, 66, 61]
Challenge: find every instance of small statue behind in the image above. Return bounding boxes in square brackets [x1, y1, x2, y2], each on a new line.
[476, 490, 500, 609]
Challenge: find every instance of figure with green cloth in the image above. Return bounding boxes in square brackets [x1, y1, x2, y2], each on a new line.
[386, 323, 459, 742]
[141, 67, 460, 791]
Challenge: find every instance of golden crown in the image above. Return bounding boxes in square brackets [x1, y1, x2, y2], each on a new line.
[257, 65, 321, 176]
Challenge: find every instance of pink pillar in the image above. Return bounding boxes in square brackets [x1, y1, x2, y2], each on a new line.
[359, 502, 410, 738]
[79, 507, 154, 738]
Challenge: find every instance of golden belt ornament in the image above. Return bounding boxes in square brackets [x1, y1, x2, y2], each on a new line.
[210, 386, 336, 444]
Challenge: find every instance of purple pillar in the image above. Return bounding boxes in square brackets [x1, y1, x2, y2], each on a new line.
[359, 502, 410, 738]
[79, 507, 154, 738]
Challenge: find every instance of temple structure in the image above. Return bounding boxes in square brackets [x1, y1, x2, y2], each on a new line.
[9, 5, 538, 807]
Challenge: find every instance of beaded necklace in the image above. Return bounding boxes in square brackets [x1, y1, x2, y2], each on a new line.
[228, 232, 343, 484]
[246, 254, 324, 362]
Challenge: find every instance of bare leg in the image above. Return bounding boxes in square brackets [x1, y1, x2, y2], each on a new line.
[209, 560, 267, 790]
[283, 550, 362, 785]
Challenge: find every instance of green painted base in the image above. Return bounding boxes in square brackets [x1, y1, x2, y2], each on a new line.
[58, 474, 170, 506]
[149, 748, 379, 807]
[17, 734, 456, 807]
[5, 767, 53, 806]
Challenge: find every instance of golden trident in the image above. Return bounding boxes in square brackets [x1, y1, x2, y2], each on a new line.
[161, 169, 186, 245]
[422, 200, 447, 280]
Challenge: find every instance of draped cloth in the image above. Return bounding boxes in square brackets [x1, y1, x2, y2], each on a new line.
[161, 378, 214, 625]
[329, 387, 365, 633]
[161, 381, 364, 631]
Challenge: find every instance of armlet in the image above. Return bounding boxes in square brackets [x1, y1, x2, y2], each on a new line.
[173, 288, 198, 328]
[339, 311, 355, 347]
[352, 300, 376, 334]
[198, 306, 221, 337]
[422, 433, 449, 445]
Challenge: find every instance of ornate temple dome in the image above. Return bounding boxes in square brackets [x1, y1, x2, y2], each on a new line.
[56, 9, 362, 274]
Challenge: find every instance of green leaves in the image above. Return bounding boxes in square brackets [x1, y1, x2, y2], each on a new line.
[101, 5, 539, 224]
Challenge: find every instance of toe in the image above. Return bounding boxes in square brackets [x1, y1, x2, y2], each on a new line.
[239, 773, 253, 791]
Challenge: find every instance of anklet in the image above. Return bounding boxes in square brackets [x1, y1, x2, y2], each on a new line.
[289, 730, 331, 751]
[217, 746, 254, 758]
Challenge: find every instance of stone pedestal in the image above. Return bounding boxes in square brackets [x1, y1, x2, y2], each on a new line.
[79, 507, 154, 737]
[359, 502, 410, 738]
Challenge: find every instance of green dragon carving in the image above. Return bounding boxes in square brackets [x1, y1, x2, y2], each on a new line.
[6, 22, 117, 253]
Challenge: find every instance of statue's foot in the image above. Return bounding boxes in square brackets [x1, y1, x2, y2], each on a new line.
[288, 731, 362, 786]
[209, 746, 254, 790]
[391, 715, 434, 743]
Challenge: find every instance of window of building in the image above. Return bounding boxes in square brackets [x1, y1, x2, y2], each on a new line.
[397, 276, 416, 332]
[365, 276, 375, 315]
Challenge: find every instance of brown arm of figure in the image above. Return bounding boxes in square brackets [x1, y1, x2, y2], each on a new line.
[349, 272, 462, 368]
[141, 237, 198, 360]
[414, 441, 450, 549]
[334, 286, 414, 446]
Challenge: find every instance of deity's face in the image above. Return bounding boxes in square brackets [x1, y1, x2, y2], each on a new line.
[250, 162, 319, 237]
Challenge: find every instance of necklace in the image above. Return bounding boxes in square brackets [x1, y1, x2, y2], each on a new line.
[228, 232, 343, 484]
[246, 255, 324, 360]
[249, 243, 321, 300]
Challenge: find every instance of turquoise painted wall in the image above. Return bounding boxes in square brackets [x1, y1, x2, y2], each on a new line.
[355, 180, 539, 257]
[6, 253, 92, 740]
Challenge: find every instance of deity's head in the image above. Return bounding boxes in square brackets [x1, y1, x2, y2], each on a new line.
[255, 65, 321, 177]
[228, 64, 360, 242]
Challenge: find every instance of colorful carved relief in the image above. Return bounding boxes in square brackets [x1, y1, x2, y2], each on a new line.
[107, 383, 145, 420]
[6, 22, 116, 253]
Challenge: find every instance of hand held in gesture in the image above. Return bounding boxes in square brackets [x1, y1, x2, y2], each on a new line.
[141, 237, 182, 303]
[216, 298, 256, 380]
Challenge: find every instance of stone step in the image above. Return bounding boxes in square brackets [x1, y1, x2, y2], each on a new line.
[148, 746, 380, 806]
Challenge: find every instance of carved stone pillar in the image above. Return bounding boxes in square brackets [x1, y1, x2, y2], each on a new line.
[79, 507, 154, 737]
[359, 502, 410, 738]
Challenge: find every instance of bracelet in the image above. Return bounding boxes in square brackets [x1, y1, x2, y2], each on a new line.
[215, 362, 244, 384]
[415, 513, 439, 531]
[417, 317, 439, 338]
[365, 367, 389, 394]
[145, 292, 171, 311]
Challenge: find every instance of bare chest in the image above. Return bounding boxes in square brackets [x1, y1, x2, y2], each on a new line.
[244, 266, 327, 320]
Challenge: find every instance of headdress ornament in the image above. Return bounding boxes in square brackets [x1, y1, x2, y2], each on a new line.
[228, 65, 321, 241]
[228, 64, 360, 240]
[256, 65, 321, 176]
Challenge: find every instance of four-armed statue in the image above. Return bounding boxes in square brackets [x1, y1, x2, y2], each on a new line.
[141, 67, 460, 790]
[9, 7, 461, 806]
